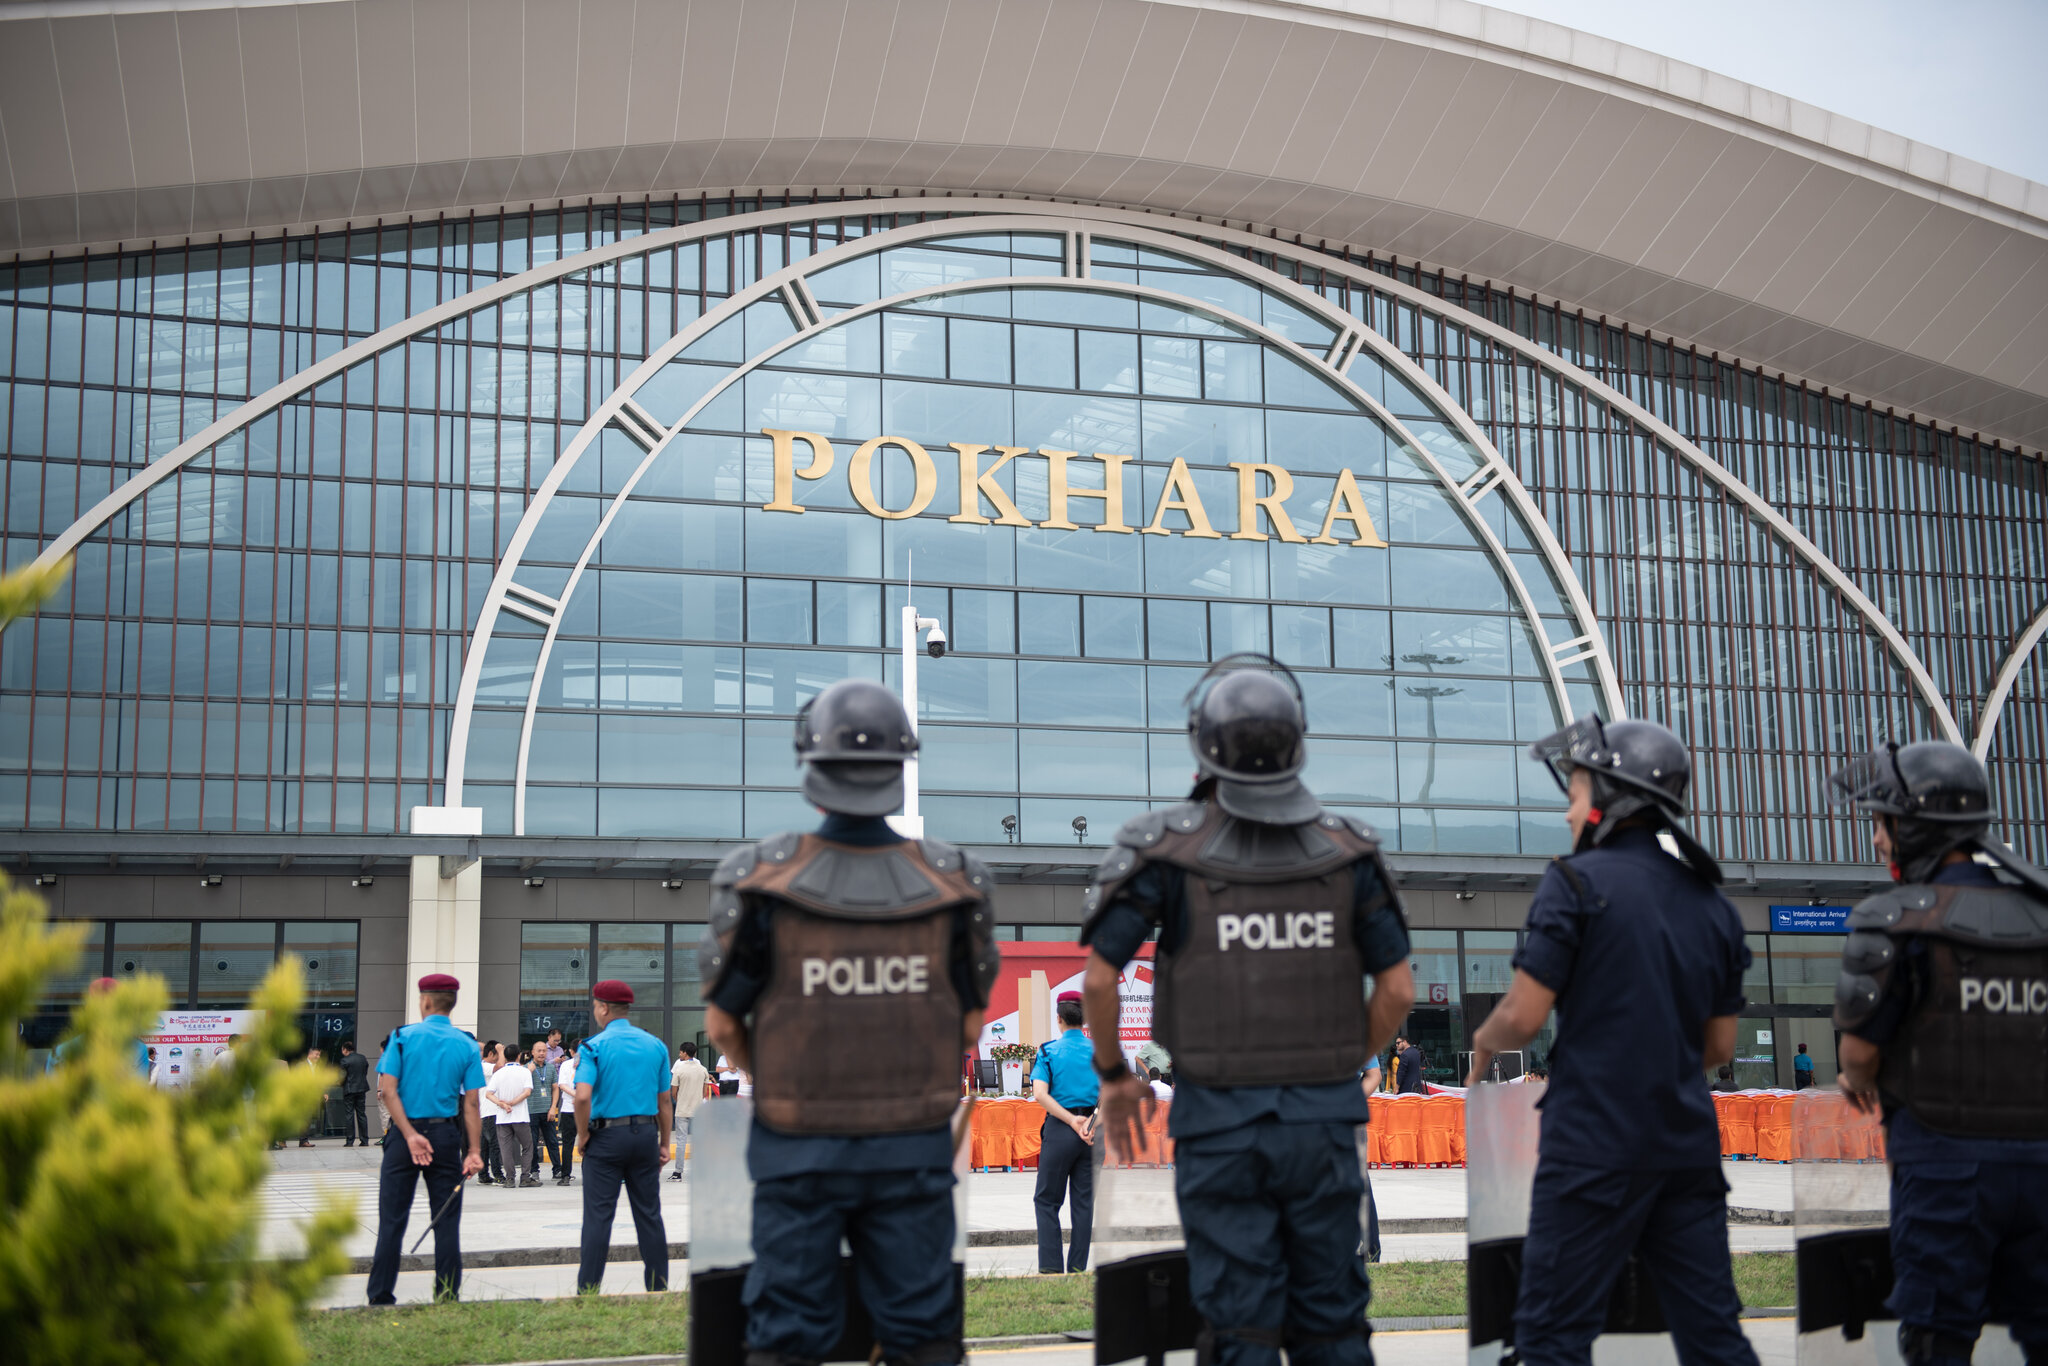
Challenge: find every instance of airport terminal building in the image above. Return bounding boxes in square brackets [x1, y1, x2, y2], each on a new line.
[3, 0, 2043, 1092]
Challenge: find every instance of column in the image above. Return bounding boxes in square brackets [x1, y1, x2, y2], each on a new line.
[406, 805, 484, 1035]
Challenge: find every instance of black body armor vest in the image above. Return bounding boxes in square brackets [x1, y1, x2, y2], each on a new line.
[1834, 880, 2048, 1140]
[700, 833, 998, 1136]
[1084, 801, 1396, 1088]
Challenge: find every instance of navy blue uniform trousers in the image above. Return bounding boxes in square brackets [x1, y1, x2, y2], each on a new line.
[744, 1167, 959, 1360]
[1889, 1159, 2048, 1363]
[367, 1117, 467, 1304]
[577, 1122, 669, 1292]
[1034, 1117, 1094, 1273]
[1175, 1119, 1371, 1366]
[1513, 1161, 1756, 1366]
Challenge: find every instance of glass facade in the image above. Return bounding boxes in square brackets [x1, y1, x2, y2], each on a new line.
[25, 918, 357, 1056]
[0, 194, 2038, 867]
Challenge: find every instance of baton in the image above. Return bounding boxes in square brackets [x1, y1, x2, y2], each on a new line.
[408, 1175, 469, 1256]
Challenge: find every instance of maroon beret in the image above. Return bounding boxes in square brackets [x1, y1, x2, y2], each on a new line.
[417, 973, 460, 992]
[1056, 991, 1083, 1004]
[593, 979, 635, 1005]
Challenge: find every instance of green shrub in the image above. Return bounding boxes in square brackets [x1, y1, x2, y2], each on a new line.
[0, 559, 351, 1363]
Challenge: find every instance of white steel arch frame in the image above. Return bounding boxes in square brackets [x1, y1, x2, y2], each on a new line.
[464, 219, 1606, 826]
[29, 196, 1955, 771]
[1975, 602, 2048, 759]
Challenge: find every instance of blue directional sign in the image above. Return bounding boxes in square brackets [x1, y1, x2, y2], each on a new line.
[1770, 904, 1852, 933]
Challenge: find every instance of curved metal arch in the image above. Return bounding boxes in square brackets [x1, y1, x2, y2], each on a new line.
[463, 221, 1600, 827]
[27, 194, 1964, 753]
[1975, 601, 2048, 759]
[1210, 243, 1965, 746]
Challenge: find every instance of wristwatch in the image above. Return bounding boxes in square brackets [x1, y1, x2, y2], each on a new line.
[1094, 1055, 1129, 1082]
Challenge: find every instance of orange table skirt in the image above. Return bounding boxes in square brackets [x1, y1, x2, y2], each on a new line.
[1365, 1093, 1465, 1167]
[966, 1096, 1174, 1169]
[1712, 1090, 1884, 1162]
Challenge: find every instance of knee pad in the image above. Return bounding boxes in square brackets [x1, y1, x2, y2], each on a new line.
[1899, 1323, 1977, 1366]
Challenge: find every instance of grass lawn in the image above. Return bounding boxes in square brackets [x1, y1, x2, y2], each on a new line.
[300, 1254, 1795, 1365]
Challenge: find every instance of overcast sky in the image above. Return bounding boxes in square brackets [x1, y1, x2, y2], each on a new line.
[1481, 0, 2048, 185]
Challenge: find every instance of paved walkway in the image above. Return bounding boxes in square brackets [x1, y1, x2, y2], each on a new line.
[272, 1141, 1800, 1309]
[961, 1323, 1798, 1366]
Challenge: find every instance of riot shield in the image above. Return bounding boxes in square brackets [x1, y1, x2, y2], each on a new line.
[688, 1095, 972, 1366]
[1092, 1100, 1196, 1366]
[1465, 1081, 1674, 1366]
[1091, 1102, 1377, 1366]
[1792, 1092, 2021, 1366]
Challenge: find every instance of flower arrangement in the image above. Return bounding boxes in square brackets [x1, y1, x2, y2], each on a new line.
[990, 1043, 1039, 1063]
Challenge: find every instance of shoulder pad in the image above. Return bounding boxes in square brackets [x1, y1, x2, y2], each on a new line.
[1848, 887, 1928, 930]
[755, 830, 805, 868]
[1940, 884, 2048, 945]
[918, 835, 962, 869]
[957, 848, 995, 897]
[711, 842, 760, 888]
[1317, 811, 1381, 845]
[1115, 802, 1206, 850]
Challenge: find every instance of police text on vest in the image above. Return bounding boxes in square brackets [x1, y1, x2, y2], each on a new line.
[1217, 911, 1336, 951]
[801, 955, 930, 996]
[1959, 977, 2048, 1014]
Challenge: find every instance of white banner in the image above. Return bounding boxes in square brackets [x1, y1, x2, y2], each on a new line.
[142, 1010, 260, 1089]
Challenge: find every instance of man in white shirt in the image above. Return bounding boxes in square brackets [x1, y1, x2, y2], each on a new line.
[486, 1050, 535, 1189]
[550, 1041, 580, 1186]
[668, 1042, 709, 1181]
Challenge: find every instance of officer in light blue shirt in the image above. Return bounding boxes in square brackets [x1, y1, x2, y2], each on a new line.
[367, 972, 486, 1305]
[573, 979, 673, 1294]
[1031, 991, 1101, 1273]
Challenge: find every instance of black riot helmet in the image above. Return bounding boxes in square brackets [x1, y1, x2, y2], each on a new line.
[1529, 713, 1721, 882]
[1184, 654, 1320, 826]
[1830, 741, 1996, 884]
[793, 679, 918, 817]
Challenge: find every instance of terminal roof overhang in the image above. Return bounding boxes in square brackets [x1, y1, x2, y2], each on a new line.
[2, 829, 1899, 900]
[2, 0, 2045, 449]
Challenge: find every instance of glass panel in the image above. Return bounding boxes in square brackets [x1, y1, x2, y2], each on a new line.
[597, 923, 667, 1014]
[197, 921, 275, 1009]
[1770, 934, 1845, 1006]
[111, 921, 192, 1003]
[520, 922, 593, 1045]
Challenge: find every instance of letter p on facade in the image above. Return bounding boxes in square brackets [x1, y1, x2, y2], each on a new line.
[764, 429, 836, 512]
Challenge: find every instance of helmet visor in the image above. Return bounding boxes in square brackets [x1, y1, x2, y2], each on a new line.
[1828, 746, 1907, 814]
[1526, 714, 1609, 794]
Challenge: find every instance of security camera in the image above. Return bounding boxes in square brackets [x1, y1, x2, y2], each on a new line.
[925, 626, 947, 659]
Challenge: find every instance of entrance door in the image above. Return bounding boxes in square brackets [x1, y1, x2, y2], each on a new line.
[1402, 1006, 1459, 1090]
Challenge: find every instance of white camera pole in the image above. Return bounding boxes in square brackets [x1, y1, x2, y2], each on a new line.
[896, 559, 944, 839]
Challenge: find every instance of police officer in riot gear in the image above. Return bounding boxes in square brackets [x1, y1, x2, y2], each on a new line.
[1083, 655, 1415, 1366]
[1466, 715, 1758, 1366]
[1830, 741, 2048, 1366]
[701, 678, 1001, 1366]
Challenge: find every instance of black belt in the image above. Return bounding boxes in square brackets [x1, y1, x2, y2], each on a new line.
[414, 1116, 461, 1124]
[1063, 1106, 1097, 1118]
[590, 1114, 658, 1131]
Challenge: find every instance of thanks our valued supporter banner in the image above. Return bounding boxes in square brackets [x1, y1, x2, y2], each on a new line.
[142, 1010, 258, 1088]
[975, 941, 1156, 1064]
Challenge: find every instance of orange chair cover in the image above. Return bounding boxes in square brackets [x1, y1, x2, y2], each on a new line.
[1009, 1098, 1044, 1169]
[1417, 1097, 1456, 1166]
[1364, 1100, 1385, 1166]
[1754, 1096, 1794, 1161]
[1448, 1100, 1467, 1165]
[1723, 1094, 1757, 1157]
[1379, 1096, 1421, 1166]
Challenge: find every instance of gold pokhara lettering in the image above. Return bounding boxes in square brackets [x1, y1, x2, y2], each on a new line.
[758, 430, 1387, 547]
